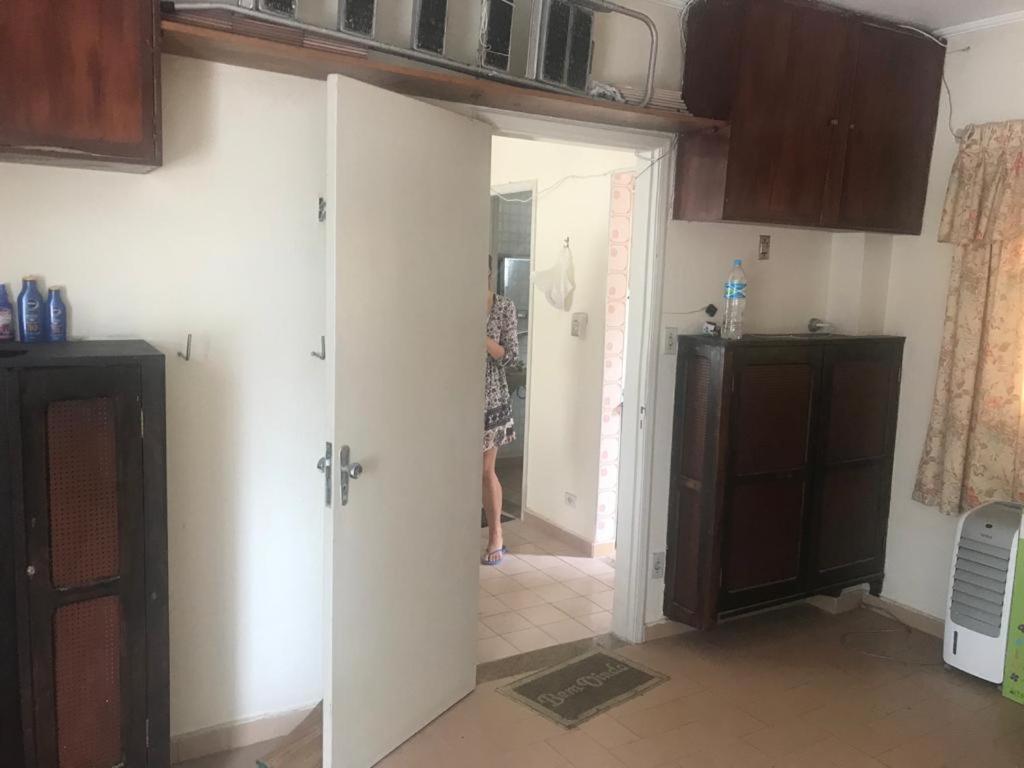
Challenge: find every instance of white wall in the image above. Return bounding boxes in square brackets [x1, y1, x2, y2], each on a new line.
[0, 56, 327, 736]
[645, 222, 835, 620]
[881, 21, 1024, 619]
[491, 137, 636, 544]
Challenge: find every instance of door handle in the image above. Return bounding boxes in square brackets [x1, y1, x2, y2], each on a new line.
[338, 444, 363, 506]
[317, 441, 332, 506]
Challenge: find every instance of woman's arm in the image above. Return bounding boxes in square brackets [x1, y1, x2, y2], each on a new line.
[500, 299, 519, 367]
[486, 336, 505, 360]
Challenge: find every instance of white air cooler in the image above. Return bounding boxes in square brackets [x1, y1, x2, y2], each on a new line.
[944, 501, 1022, 683]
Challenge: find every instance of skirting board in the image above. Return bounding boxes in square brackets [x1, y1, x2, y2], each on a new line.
[523, 508, 614, 558]
[863, 594, 944, 639]
[171, 703, 319, 764]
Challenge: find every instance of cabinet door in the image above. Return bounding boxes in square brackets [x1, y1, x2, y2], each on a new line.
[664, 344, 727, 629]
[810, 342, 902, 589]
[828, 23, 944, 234]
[0, 370, 26, 768]
[723, 0, 851, 226]
[0, 0, 161, 170]
[19, 366, 148, 768]
[718, 345, 820, 612]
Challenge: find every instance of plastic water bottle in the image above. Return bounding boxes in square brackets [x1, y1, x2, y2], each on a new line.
[722, 259, 747, 340]
[17, 277, 45, 343]
[0, 284, 13, 342]
[47, 286, 67, 342]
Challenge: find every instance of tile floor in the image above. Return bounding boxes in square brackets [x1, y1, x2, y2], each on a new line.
[478, 518, 616, 663]
[177, 604, 1024, 768]
[380, 604, 1024, 768]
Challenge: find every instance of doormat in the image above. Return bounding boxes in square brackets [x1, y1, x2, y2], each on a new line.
[499, 650, 667, 728]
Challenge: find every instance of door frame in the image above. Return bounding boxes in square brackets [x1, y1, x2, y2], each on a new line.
[490, 179, 538, 523]
[461, 107, 675, 643]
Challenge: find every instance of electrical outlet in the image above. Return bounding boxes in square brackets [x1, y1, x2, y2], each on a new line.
[664, 327, 678, 355]
[564, 492, 577, 508]
[758, 234, 771, 260]
[651, 551, 666, 580]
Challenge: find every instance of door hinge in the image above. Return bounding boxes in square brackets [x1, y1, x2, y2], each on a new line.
[318, 197, 327, 222]
[145, 718, 150, 748]
[140, 409, 145, 438]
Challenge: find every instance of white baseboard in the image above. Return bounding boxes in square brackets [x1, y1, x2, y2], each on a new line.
[171, 703, 319, 763]
[863, 594, 944, 639]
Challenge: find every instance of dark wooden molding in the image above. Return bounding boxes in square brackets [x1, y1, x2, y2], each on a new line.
[160, 13, 727, 134]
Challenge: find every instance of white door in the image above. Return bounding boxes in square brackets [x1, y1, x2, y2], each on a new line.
[323, 75, 492, 768]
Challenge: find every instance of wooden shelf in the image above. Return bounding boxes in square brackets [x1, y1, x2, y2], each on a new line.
[161, 13, 727, 134]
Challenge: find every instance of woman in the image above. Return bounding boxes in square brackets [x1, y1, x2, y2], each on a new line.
[482, 266, 519, 566]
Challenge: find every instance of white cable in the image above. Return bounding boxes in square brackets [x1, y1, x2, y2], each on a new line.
[491, 135, 679, 203]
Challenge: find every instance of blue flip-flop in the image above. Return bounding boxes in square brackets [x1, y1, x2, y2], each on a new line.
[481, 546, 507, 566]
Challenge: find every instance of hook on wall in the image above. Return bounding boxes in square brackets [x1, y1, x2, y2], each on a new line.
[563, 236, 570, 248]
[177, 333, 192, 362]
[311, 335, 326, 360]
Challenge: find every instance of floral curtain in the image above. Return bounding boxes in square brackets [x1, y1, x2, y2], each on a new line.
[914, 121, 1024, 515]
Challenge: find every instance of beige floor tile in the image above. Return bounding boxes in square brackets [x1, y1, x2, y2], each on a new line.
[534, 583, 579, 603]
[480, 595, 509, 617]
[555, 596, 606, 617]
[517, 603, 571, 626]
[590, 591, 615, 610]
[513, 570, 558, 589]
[504, 626, 559, 653]
[547, 729, 628, 767]
[564, 576, 613, 596]
[496, 740, 570, 768]
[174, 739, 285, 768]
[519, 553, 567, 570]
[544, 617, 595, 643]
[498, 589, 550, 611]
[773, 736, 886, 768]
[478, 635, 518, 663]
[482, 575, 527, 595]
[539, 563, 587, 580]
[597, 572, 617, 587]
[577, 610, 613, 633]
[478, 621, 497, 639]
[579, 714, 640, 749]
[572, 559, 615, 576]
[741, 716, 831, 759]
[482, 610, 534, 635]
[480, 564, 505, 580]
[496, 555, 538, 576]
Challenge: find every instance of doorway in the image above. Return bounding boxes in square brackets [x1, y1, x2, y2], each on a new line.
[477, 135, 652, 664]
[321, 75, 674, 766]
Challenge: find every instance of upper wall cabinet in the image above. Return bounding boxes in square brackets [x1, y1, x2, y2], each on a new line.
[675, 0, 944, 235]
[0, 0, 162, 171]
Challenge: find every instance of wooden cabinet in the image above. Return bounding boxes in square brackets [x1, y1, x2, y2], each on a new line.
[675, 0, 944, 235]
[0, 342, 168, 768]
[0, 0, 162, 171]
[664, 335, 903, 629]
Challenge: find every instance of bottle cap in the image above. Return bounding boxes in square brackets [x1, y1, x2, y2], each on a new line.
[22, 275, 38, 281]
[733, 259, 742, 267]
[49, 286, 63, 291]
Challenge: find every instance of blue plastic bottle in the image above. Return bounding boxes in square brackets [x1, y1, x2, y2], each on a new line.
[47, 286, 67, 342]
[0, 284, 13, 342]
[17, 277, 45, 343]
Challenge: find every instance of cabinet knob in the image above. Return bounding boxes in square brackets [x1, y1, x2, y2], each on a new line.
[26, 565, 36, 577]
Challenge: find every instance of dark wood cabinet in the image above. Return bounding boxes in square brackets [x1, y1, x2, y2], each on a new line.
[664, 335, 903, 629]
[675, 0, 944, 235]
[0, 342, 168, 768]
[0, 0, 162, 171]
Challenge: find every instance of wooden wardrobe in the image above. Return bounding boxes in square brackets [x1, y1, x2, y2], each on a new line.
[0, 341, 169, 768]
[664, 334, 904, 629]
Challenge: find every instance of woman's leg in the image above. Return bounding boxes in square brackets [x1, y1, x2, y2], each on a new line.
[482, 446, 503, 561]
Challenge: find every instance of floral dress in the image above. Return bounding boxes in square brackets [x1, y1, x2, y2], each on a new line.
[484, 294, 519, 451]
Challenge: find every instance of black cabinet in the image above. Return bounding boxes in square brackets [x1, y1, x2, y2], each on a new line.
[664, 335, 903, 629]
[0, 341, 168, 768]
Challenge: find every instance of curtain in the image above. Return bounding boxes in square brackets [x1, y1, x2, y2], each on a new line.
[914, 121, 1024, 515]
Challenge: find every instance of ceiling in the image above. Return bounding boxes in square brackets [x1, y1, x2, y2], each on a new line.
[824, 0, 1024, 31]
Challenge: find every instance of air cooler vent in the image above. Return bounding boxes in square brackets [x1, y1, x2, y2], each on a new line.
[950, 526, 1013, 637]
